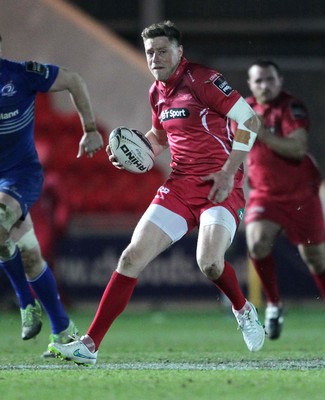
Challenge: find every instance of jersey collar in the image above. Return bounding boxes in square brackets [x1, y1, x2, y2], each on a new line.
[156, 57, 188, 94]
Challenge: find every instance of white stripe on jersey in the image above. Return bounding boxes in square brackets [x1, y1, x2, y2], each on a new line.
[0, 102, 35, 135]
[200, 108, 230, 156]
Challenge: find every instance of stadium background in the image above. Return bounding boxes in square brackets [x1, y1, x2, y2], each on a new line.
[0, 0, 324, 308]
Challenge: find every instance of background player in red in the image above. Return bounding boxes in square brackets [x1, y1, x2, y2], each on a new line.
[49, 20, 265, 365]
[244, 59, 325, 339]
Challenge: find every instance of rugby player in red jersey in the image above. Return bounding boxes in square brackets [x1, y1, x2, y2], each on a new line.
[244, 60, 325, 339]
[49, 20, 265, 365]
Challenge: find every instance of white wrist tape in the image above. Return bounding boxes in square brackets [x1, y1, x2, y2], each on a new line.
[227, 98, 258, 152]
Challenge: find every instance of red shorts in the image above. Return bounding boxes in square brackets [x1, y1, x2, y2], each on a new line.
[151, 176, 245, 233]
[245, 192, 325, 245]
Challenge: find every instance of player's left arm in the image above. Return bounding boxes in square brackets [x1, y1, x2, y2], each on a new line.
[49, 67, 103, 158]
[202, 97, 261, 203]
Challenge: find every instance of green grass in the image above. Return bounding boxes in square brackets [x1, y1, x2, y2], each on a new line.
[0, 302, 325, 400]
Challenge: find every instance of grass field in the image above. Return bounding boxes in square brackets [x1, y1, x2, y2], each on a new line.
[0, 301, 325, 400]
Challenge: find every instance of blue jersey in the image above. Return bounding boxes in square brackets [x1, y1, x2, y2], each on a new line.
[0, 59, 59, 216]
[0, 59, 59, 173]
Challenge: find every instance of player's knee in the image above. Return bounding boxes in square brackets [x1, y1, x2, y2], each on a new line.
[17, 229, 44, 277]
[20, 247, 44, 276]
[0, 203, 18, 235]
[248, 240, 271, 260]
[117, 246, 144, 277]
[198, 257, 224, 280]
[0, 204, 18, 258]
[0, 240, 16, 260]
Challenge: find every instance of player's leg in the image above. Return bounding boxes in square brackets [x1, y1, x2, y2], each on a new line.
[197, 209, 244, 307]
[86, 216, 173, 347]
[246, 219, 282, 304]
[298, 242, 325, 298]
[0, 193, 41, 339]
[197, 206, 265, 352]
[293, 193, 325, 300]
[49, 206, 180, 364]
[11, 213, 78, 355]
[246, 219, 284, 339]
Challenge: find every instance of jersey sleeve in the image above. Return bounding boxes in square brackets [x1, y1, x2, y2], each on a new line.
[281, 98, 309, 135]
[22, 61, 59, 93]
[149, 85, 164, 130]
[194, 70, 241, 116]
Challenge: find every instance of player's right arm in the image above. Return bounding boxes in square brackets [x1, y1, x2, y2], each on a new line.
[202, 97, 261, 203]
[145, 127, 169, 157]
[49, 66, 103, 158]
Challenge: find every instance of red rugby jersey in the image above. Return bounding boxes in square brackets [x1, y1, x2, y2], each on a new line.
[149, 57, 243, 185]
[246, 91, 322, 200]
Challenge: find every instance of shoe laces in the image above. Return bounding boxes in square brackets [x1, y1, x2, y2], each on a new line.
[69, 333, 81, 341]
[237, 309, 258, 333]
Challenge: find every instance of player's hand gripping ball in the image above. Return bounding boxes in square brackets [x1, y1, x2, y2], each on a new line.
[109, 126, 154, 173]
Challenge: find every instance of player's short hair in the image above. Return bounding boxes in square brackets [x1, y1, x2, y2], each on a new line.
[248, 59, 282, 76]
[141, 20, 182, 46]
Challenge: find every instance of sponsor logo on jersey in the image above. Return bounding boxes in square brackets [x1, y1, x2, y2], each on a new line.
[237, 208, 245, 220]
[25, 61, 49, 78]
[1, 83, 17, 97]
[155, 185, 170, 200]
[0, 109, 19, 120]
[160, 108, 189, 122]
[213, 75, 233, 96]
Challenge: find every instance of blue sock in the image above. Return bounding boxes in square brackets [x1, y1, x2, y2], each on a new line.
[28, 263, 69, 334]
[0, 248, 35, 308]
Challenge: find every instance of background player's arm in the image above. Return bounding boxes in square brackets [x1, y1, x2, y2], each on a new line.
[257, 126, 308, 161]
[49, 67, 103, 158]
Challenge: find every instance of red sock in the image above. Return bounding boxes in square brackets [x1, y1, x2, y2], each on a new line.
[250, 255, 280, 304]
[312, 271, 325, 300]
[213, 261, 246, 310]
[87, 271, 137, 350]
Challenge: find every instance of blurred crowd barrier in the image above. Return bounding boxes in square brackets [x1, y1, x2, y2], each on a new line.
[55, 230, 321, 305]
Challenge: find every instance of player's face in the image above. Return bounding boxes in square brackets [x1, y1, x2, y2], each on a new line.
[144, 36, 183, 82]
[247, 65, 283, 104]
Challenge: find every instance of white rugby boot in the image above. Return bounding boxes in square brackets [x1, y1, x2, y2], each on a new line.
[232, 301, 265, 352]
[48, 335, 98, 366]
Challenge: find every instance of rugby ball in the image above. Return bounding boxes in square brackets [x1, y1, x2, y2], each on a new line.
[109, 126, 154, 173]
